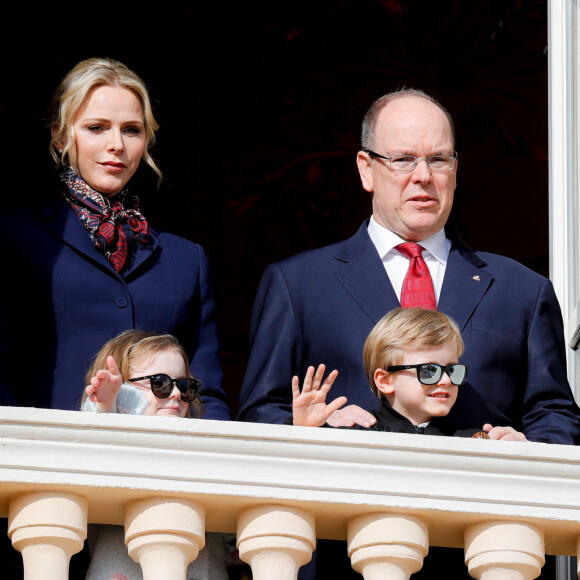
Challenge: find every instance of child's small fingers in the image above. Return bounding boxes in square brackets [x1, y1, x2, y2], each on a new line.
[291, 376, 300, 397]
[320, 370, 339, 393]
[313, 364, 326, 386]
[302, 366, 316, 391]
[326, 396, 348, 415]
[107, 356, 121, 376]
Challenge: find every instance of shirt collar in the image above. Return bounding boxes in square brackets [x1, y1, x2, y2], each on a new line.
[368, 215, 449, 264]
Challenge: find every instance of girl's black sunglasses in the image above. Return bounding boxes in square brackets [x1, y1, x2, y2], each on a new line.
[128, 374, 201, 403]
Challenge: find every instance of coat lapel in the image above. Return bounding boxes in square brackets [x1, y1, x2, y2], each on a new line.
[38, 198, 159, 276]
[331, 222, 494, 331]
[332, 221, 400, 324]
[39, 198, 113, 271]
[438, 238, 493, 331]
[126, 229, 160, 275]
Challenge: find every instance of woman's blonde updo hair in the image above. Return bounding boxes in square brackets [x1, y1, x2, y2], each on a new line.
[82, 329, 202, 418]
[49, 57, 162, 183]
[363, 308, 464, 399]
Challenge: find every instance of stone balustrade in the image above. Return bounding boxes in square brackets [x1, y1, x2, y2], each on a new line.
[0, 407, 579, 579]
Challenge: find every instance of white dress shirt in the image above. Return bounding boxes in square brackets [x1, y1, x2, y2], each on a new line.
[367, 215, 451, 304]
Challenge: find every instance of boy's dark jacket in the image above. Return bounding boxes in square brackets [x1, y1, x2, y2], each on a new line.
[289, 398, 488, 438]
[342, 398, 486, 437]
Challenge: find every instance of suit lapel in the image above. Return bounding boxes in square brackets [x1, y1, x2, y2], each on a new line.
[438, 239, 492, 331]
[332, 221, 400, 324]
[331, 222, 494, 330]
[39, 198, 113, 271]
[127, 229, 160, 275]
[38, 198, 159, 276]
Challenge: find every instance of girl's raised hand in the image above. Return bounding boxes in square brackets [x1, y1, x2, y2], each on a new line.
[85, 355, 123, 412]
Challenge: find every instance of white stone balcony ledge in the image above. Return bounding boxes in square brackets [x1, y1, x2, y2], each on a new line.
[1, 406, 579, 579]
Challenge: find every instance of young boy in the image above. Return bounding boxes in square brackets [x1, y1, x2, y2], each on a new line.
[292, 307, 526, 440]
[292, 308, 528, 580]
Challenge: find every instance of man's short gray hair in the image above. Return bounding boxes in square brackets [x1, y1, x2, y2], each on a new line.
[360, 87, 456, 151]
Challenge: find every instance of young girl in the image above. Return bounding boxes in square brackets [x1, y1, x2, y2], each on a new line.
[81, 329, 238, 580]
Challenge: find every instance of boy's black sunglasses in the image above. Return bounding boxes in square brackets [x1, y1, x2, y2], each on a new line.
[128, 374, 201, 403]
[386, 363, 468, 386]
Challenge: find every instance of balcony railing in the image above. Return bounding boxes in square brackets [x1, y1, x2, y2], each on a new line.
[1, 406, 579, 579]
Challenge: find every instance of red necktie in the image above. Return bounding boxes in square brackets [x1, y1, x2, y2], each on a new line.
[396, 242, 437, 310]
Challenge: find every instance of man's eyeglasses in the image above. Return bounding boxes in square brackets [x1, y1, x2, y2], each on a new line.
[386, 363, 468, 386]
[363, 150, 457, 172]
[128, 374, 201, 403]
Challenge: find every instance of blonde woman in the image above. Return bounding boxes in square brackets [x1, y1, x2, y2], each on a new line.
[0, 57, 230, 419]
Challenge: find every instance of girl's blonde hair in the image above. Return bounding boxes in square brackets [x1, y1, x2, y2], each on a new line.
[49, 57, 162, 183]
[363, 308, 464, 398]
[83, 329, 202, 418]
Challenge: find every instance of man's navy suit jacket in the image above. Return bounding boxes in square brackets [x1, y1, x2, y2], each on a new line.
[238, 220, 580, 444]
[0, 197, 231, 419]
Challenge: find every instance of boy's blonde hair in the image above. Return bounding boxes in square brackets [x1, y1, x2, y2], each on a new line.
[82, 329, 202, 417]
[363, 308, 464, 398]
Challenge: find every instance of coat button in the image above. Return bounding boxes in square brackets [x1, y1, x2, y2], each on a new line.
[115, 297, 128, 308]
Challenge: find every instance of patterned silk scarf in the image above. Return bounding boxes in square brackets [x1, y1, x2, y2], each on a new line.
[61, 167, 149, 272]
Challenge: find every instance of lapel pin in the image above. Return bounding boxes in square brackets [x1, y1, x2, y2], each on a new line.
[472, 275, 481, 281]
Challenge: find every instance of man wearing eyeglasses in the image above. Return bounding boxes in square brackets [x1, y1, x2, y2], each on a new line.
[239, 87, 579, 442]
[238, 87, 580, 579]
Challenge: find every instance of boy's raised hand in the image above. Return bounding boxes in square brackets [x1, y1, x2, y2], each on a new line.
[85, 355, 123, 413]
[292, 364, 346, 427]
